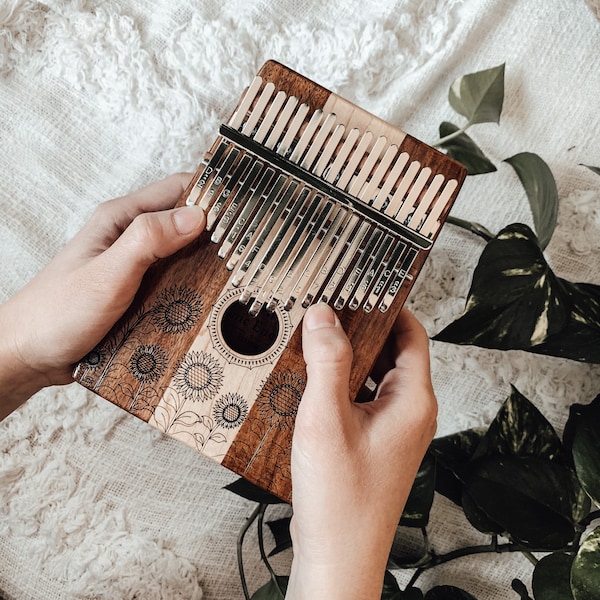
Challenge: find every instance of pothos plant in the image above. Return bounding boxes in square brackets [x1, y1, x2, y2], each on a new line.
[225, 64, 600, 599]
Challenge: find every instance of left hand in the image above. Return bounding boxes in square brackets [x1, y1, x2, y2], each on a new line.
[0, 173, 205, 418]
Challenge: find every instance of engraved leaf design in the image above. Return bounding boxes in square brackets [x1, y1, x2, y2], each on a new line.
[505, 152, 558, 249]
[438, 122, 496, 175]
[448, 63, 505, 125]
[434, 223, 600, 363]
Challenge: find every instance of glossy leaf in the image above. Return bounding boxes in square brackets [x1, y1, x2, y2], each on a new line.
[532, 552, 575, 600]
[250, 576, 288, 600]
[425, 585, 478, 600]
[224, 478, 285, 504]
[400, 454, 436, 527]
[434, 223, 600, 364]
[266, 517, 292, 557]
[462, 456, 581, 549]
[438, 122, 497, 175]
[382, 571, 402, 599]
[581, 164, 600, 176]
[473, 386, 563, 462]
[564, 394, 600, 505]
[571, 527, 600, 600]
[429, 428, 486, 505]
[505, 152, 558, 249]
[448, 63, 505, 125]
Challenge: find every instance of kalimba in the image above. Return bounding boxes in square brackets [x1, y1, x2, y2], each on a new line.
[74, 61, 466, 502]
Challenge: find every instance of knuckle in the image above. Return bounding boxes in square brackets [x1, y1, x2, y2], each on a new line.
[130, 212, 163, 244]
[311, 332, 353, 367]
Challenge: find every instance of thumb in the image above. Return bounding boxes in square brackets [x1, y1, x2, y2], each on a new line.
[301, 303, 353, 412]
[101, 204, 205, 284]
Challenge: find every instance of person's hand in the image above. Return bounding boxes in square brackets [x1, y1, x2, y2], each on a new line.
[287, 303, 437, 599]
[0, 174, 205, 419]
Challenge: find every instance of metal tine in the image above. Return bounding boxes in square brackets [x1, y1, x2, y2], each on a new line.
[300, 113, 337, 171]
[219, 170, 283, 258]
[357, 143, 397, 203]
[348, 136, 387, 197]
[313, 124, 345, 177]
[228, 76, 263, 130]
[211, 161, 273, 244]
[201, 148, 243, 224]
[264, 95, 298, 150]
[371, 151, 409, 210]
[334, 228, 383, 310]
[277, 103, 310, 156]
[239, 188, 311, 302]
[383, 160, 421, 218]
[266, 200, 334, 312]
[349, 233, 394, 310]
[186, 141, 230, 207]
[230, 182, 299, 283]
[420, 179, 459, 237]
[364, 240, 406, 313]
[301, 213, 359, 307]
[407, 173, 445, 230]
[249, 194, 323, 316]
[196, 145, 240, 212]
[320, 220, 371, 305]
[253, 90, 287, 144]
[286, 207, 349, 310]
[241, 81, 276, 136]
[289, 110, 323, 163]
[379, 247, 418, 312]
[395, 167, 432, 224]
[336, 131, 373, 191]
[324, 128, 360, 184]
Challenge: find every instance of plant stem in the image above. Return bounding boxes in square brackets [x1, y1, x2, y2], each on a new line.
[257, 503, 283, 593]
[446, 215, 495, 241]
[521, 551, 538, 566]
[432, 122, 471, 147]
[237, 503, 264, 600]
[582, 509, 600, 527]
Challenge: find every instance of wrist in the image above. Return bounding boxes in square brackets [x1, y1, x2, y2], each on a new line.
[0, 299, 49, 419]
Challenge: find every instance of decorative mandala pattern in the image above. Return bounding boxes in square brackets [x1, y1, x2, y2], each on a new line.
[173, 350, 223, 403]
[255, 370, 305, 430]
[151, 286, 203, 334]
[213, 393, 249, 430]
[128, 344, 168, 383]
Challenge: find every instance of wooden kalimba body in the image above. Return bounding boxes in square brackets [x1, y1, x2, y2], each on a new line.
[74, 61, 466, 502]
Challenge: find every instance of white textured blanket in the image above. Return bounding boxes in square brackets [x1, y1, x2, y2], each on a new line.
[1, 1, 599, 598]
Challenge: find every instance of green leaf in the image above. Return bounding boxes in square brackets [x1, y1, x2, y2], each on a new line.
[425, 585, 478, 600]
[438, 122, 497, 175]
[382, 571, 402, 599]
[571, 527, 600, 600]
[564, 394, 600, 505]
[532, 552, 575, 600]
[434, 223, 600, 364]
[462, 456, 581, 550]
[429, 428, 486, 505]
[266, 517, 292, 557]
[581, 164, 600, 177]
[400, 454, 436, 527]
[505, 152, 558, 249]
[473, 386, 563, 462]
[448, 63, 505, 126]
[224, 478, 285, 504]
[250, 576, 288, 600]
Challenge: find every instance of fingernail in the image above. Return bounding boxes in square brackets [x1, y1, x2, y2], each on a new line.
[304, 303, 338, 331]
[173, 205, 205, 235]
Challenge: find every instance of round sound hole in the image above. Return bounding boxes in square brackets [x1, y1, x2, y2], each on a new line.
[220, 299, 280, 357]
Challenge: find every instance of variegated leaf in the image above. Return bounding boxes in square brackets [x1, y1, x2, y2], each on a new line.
[571, 527, 600, 600]
[434, 223, 600, 363]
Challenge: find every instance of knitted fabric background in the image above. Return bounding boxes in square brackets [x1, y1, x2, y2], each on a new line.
[1, 0, 599, 598]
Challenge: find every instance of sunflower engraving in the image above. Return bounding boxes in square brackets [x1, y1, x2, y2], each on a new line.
[173, 350, 223, 403]
[213, 393, 249, 430]
[151, 286, 203, 334]
[128, 344, 168, 383]
[255, 370, 305, 431]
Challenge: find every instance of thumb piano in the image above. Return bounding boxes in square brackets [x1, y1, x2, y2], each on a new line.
[74, 61, 466, 502]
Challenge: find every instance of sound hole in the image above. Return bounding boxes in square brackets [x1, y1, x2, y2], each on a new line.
[220, 300, 280, 357]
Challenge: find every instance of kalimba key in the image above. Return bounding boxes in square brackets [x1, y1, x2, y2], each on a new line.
[74, 61, 466, 502]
